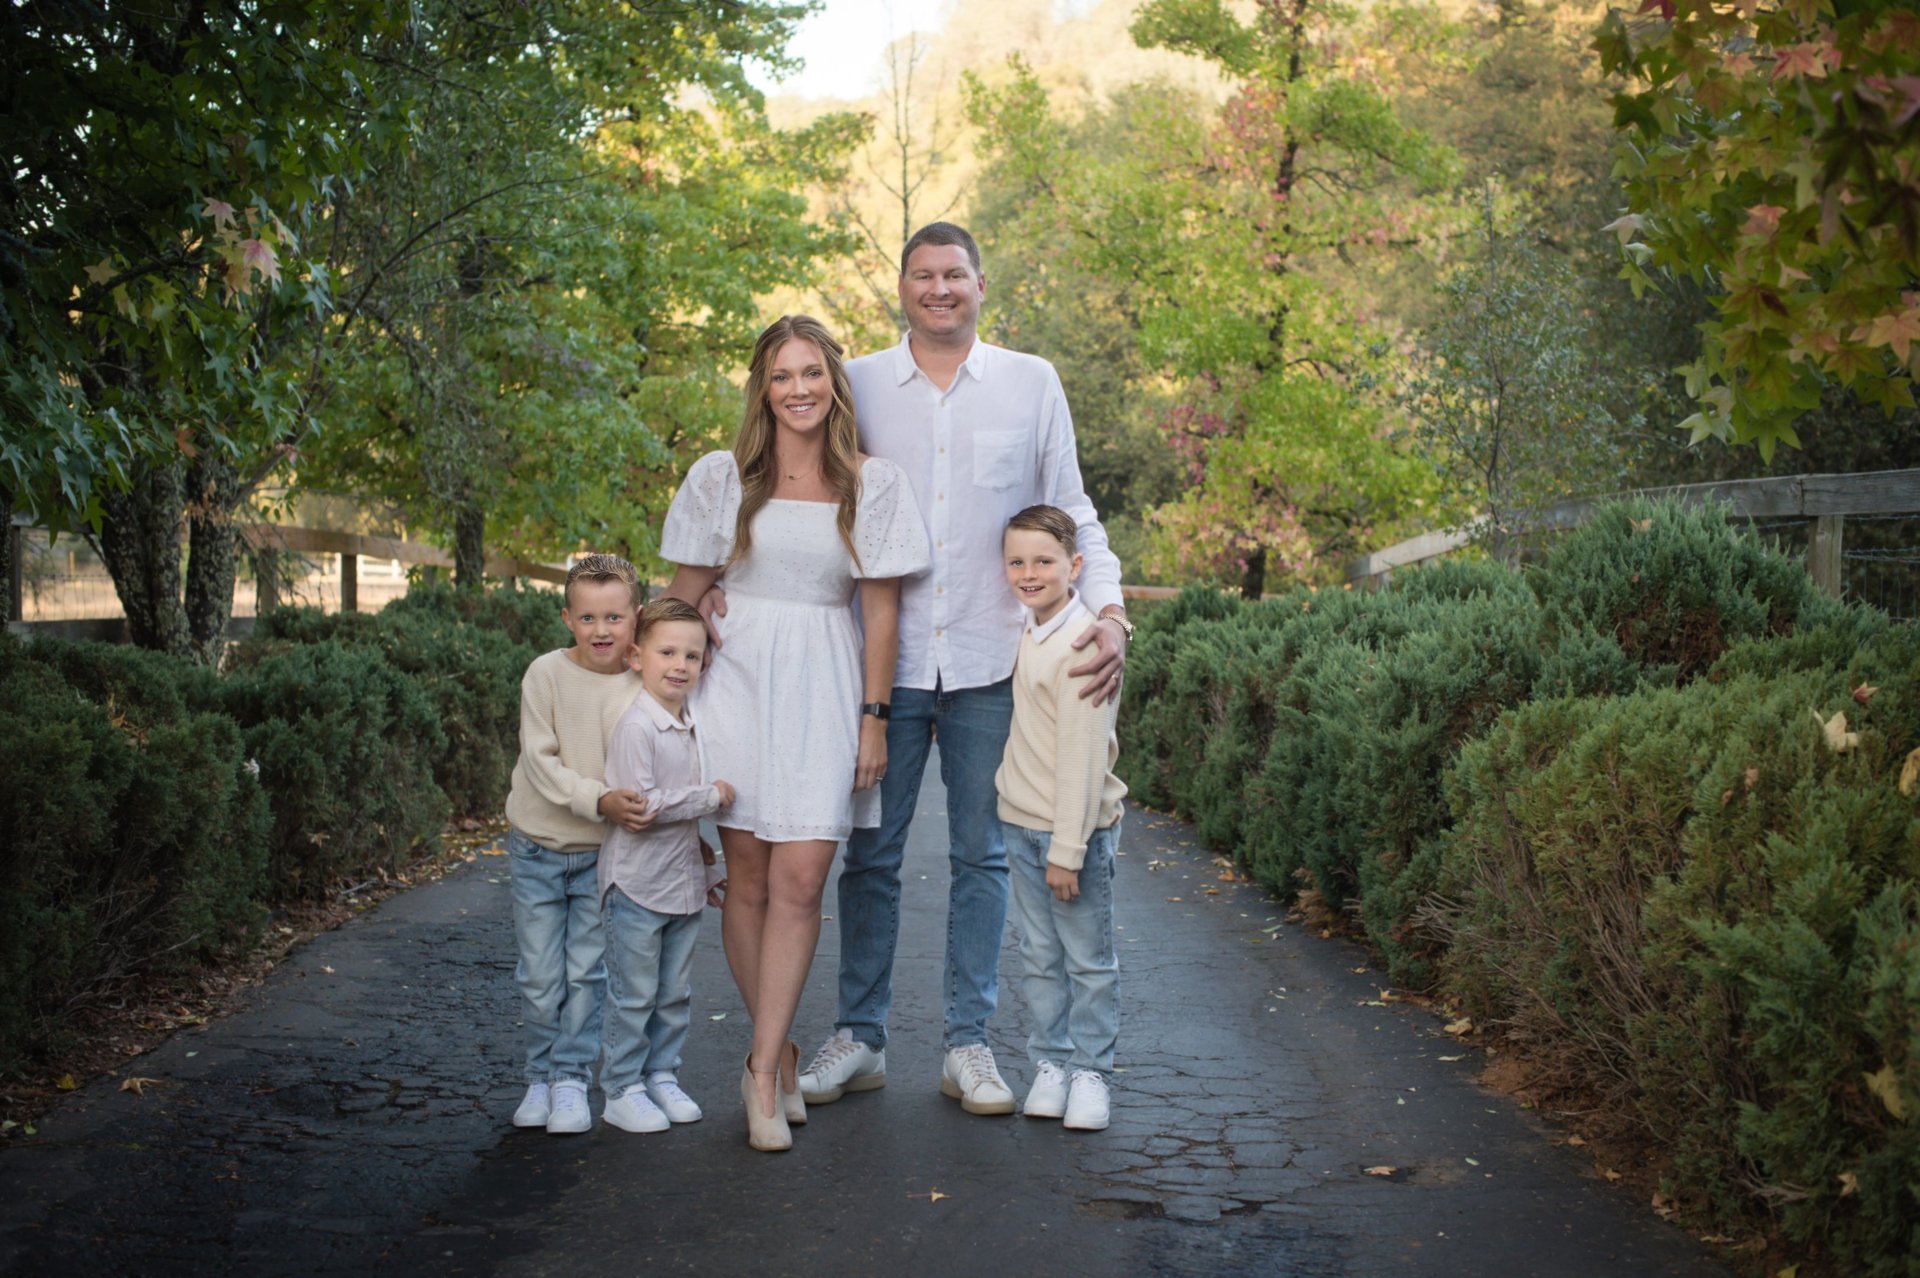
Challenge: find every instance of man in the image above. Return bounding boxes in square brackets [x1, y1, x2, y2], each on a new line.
[796, 222, 1132, 1115]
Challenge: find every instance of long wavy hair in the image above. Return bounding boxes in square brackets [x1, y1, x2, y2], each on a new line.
[729, 315, 864, 570]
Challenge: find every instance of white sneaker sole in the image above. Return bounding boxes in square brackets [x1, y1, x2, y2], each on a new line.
[1023, 1099, 1066, 1119]
[512, 1109, 549, 1128]
[1063, 1113, 1110, 1131]
[603, 1110, 670, 1134]
[940, 1076, 1016, 1115]
[800, 1071, 886, 1105]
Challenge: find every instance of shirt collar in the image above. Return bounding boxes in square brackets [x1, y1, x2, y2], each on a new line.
[1026, 590, 1087, 644]
[892, 331, 989, 386]
[636, 688, 696, 733]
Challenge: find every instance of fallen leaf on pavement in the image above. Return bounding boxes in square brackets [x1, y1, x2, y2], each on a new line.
[320, 966, 335, 975]
[929, 1189, 949, 1202]
[1364, 1166, 1397, 1177]
[1438, 1054, 1465, 1062]
[1444, 1017, 1473, 1036]
[1350, 966, 1368, 974]
[709, 1013, 727, 1021]
[1566, 1134, 1587, 1147]
[54, 1074, 77, 1091]
[1599, 1166, 1622, 1182]
[120, 1077, 161, 1096]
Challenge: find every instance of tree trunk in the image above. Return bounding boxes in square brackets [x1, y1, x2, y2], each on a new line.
[453, 500, 486, 591]
[1, 486, 15, 628]
[1241, 544, 1267, 600]
[184, 448, 244, 665]
[99, 460, 192, 657]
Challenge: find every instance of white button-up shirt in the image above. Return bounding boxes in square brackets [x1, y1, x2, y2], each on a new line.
[598, 690, 723, 915]
[848, 334, 1123, 692]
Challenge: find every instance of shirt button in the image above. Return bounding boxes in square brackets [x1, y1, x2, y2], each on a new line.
[936, 587, 944, 595]
[937, 493, 944, 501]
[936, 540, 944, 548]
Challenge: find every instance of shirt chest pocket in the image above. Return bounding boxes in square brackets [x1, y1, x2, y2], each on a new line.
[971, 429, 1028, 491]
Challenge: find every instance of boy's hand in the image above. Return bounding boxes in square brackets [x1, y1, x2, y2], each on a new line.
[712, 779, 736, 807]
[706, 878, 728, 909]
[1068, 614, 1128, 705]
[1046, 863, 1080, 903]
[597, 788, 653, 832]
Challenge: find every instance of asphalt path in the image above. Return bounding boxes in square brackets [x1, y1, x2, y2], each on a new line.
[0, 753, 1737, 1277]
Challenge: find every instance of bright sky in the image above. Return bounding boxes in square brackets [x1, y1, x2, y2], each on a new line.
[747, 0, 955, 101]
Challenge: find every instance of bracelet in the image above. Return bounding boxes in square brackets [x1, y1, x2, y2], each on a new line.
[861, 702, 891, 720]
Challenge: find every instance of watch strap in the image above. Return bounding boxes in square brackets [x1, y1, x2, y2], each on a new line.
[861, 701, 891, 720]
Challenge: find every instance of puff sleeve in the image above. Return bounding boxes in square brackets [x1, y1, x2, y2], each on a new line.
[660, 451, 741, 568]
[851, 457, 931, 581]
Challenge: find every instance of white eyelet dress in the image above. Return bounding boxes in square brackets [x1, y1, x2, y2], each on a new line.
[661, 451, 930, 843]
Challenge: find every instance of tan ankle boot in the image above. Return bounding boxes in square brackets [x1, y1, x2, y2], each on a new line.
[742, 1056, 792, 1152]
[780, 1041, 807, 1126]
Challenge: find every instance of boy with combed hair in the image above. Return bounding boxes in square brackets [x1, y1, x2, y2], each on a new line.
[994, 505, 1128, 1131]
[503, 553, 652, 1134]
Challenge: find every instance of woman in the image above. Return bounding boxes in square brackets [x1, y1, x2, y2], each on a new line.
[660, 315, 928, 1150]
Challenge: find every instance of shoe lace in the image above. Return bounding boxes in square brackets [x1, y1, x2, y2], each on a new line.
[1035, 1060, 1065, 1086]
[806, 1036, 860, 1075]
[650, 1077, 690, 1105]
[1069, 1069, 1107, 1093]
[552, 1085, 586, 1111]
[952, 1044, 999, 1086]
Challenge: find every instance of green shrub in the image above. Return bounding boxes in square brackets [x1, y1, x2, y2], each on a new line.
[1532, 498, 1846, 684]
[220, 640, 448, 898]
[1434, 644, 1920, 1269]
[383, 580, 570, 650]
[0, 637, 268, 1072]
[239, 605, 532, 816]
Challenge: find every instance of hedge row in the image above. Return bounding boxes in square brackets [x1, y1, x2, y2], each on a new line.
[1121, 500, 1916, 1273]
[0, 585, 567, 1072]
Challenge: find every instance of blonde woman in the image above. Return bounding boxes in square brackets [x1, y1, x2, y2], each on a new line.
[660, 315, 929, 1150]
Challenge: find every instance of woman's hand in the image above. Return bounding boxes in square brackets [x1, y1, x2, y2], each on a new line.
[854, 715, 888, 792]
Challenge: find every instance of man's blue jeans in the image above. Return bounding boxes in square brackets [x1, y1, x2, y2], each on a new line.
[1005, 820, 1121, 1078]
[600, 888, 702, 1098]
[507, 828, 606, 1086]
[837, 679, 1013, 1051]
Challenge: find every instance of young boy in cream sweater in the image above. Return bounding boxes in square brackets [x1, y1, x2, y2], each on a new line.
[994, 505, 1128, 1132]
[503, 554, 652, 1135]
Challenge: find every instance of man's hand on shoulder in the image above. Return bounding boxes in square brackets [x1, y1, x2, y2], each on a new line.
[1068, 609, 1130, 705]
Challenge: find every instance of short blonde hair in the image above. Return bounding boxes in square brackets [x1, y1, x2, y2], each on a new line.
[1005, 505, 1077, 555]
[565, 553, 641, 609]
[638, 596, 704, 639]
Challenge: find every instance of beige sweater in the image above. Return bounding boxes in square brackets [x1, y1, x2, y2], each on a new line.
[504, 648, 644, 852]
[995, 599, 1128, 870]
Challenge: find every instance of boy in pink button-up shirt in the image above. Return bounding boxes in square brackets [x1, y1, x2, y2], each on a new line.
[595, 598, 734, 1134]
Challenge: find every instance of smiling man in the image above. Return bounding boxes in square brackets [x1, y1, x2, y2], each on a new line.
[798, 221, 1133, 1117]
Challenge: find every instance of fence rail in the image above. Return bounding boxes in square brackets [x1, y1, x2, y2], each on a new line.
[1344, 468, 1920, 601]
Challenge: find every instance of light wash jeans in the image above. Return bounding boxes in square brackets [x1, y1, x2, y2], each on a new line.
[837, 678, 1014, 1050]
[600, 888, 702, 1098]
[1004, 820, 1120, 1078]
[508, 828, 607, 1086]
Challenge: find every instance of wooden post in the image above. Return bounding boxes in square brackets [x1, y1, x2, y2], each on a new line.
[1808, 513, 1843, 597]
[255, 546, 280, 614]
[340, 552, 359, 613]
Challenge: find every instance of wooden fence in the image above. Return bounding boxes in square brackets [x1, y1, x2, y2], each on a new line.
[1344, 468, 1920, 598]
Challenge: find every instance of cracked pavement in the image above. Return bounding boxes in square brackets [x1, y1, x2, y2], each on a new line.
[0, 754, 1737, 1277]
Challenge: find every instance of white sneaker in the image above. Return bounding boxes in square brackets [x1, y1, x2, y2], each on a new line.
[939, 1044, 1016, 1115]
[798, 1028, 887, 1104]
[1023, 1060, 1068, 1119]
[512, 1082, 551, 1128]
[643, 1072, 703, 1124]
[545, 1079, 592, 1134]
[603, 1084, 670, 1133]
[1063, 1070, 1110, 1131]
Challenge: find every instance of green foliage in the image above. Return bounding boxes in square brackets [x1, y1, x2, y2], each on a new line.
[220, 641, 449, 899]
[1434, 645, 1920, 1267]
[1594, 0, 1920, 451]
[0, 636, 269, 1072]
[1532, 498, 1847, 684]
[240, 602, 538, 817]
[383, 582, 571, 652]
[967, 0, 1460, 594]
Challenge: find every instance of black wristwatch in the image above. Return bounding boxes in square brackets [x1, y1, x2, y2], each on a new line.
[861, 702, 891, 721]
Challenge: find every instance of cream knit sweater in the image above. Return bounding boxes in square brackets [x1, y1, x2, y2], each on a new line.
[504, 648, 644, 852]
[995, 599, 1128, 870]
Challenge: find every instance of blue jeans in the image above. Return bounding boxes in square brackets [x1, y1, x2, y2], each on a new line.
[837, 678, 1014, 1050]
[1005, 820, 1120, 1078]
[508, 828, 607, 1085]
[600, 888, 702, 1098]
